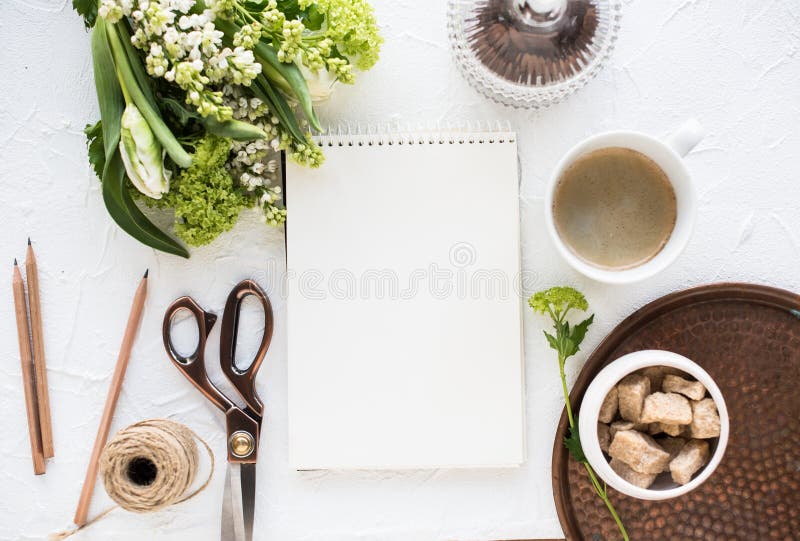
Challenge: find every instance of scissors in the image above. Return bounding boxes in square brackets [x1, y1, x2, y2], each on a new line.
[162, 280, 273, 541]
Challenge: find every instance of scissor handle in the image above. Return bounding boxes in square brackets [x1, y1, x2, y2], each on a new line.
[219, 280, 273, 417]
[162, 296, 235, 414]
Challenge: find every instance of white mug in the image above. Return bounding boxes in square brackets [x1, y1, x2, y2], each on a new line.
[544, 120, 706, 284]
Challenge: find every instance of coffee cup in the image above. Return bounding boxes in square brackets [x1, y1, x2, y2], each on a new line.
[544, 119, 706, 284]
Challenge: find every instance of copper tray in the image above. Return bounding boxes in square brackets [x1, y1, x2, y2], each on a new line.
[551, 283, 800, 540]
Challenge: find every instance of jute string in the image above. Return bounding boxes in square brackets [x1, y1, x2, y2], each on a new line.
[51, 419, 214, 540]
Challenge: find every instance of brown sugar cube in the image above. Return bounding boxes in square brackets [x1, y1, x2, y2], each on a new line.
[598, 423, 611, 453]
[617, 373, 650, 422]
[670, 439, 710, 485]
[662, 423, 686, 437]
[598, 386, 619, 424]
[655, 436, 687, 471]
[689, 398, 721, 438]
[637, 366, 665, 391]
[649, 422, 686, 437]
[610, 420, 649, 440]
[640, 392, 692, 425]
[662, 374, 707, 401]
[609, 430, 671, 474]
[610, 458, 657, 489]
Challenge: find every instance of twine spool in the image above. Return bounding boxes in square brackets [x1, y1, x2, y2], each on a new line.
[100, 419, 211, 513]
[51, 419, 213, 540]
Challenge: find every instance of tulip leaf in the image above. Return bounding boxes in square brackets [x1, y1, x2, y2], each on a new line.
[91, 19, 124, 163]
[116, 21, 158, 107]
[102, 151, 189, 258]
[253, 39, 322, 132]
[252, 75, 306, 143]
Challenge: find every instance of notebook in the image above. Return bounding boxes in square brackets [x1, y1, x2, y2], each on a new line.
[285, 127, 524, 469]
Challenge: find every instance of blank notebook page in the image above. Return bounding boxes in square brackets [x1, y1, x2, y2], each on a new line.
[286, 131, 524, 469]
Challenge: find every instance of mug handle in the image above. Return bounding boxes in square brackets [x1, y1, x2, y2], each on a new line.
[665, 118, 706, 157]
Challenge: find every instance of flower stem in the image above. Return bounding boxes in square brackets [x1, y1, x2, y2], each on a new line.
[558, 357, 575, 427]
[583, 462, 629, 541]
[558, 354, 628, 541]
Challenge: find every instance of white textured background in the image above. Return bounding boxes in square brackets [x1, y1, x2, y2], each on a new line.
[1, 1, 799, 540]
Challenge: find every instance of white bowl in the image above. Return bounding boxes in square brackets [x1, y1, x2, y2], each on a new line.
[578, 350, 729, 500]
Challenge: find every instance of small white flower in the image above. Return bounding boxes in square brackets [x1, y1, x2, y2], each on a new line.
[169, 0, 193, 12]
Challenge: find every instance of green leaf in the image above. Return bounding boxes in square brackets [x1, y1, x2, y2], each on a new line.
[564, 424, 587, 464]
[91, 19, 124, 163]
[202, 116, 267, 141]
[543, 330, 559, 352]
[252, 41, 321, 131]
[160, 97, 200, 127]
[116, 21, 158, 106]
[256, 59, 294, 96]
[72, 0, 97, 28]
[562, 338, 577, 359]
[304, 5, 325, 30]
[102, 151, 189, 258]
[252, 75, 307, 143]
[91, 20, 188, 258]
[569, 314, 595, 356]
[85, 121, 105, 179]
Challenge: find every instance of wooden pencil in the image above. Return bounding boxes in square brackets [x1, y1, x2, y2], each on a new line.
[26, 239, 54, 458]
[13, 260, 45, 475]
[73, 270, 148, 527]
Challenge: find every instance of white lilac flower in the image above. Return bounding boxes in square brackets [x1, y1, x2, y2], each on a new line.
[143, 2, 175, 36]
[98, 0, 126, 22]
[233, 23, 262, 50]
[145, 43, 169, 77]
[168, 0, 193, 13]
[277, 19, 304, 63]
[200, 22, 223, 56]
[225, 47, 261, 85]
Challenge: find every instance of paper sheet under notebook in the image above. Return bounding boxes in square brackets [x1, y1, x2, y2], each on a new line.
[286, 130, 524, 469]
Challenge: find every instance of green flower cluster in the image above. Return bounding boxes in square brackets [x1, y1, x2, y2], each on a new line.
[528, 286, 589, 319]
[161, 135, 250, 246]
[305, 0, 382, 71]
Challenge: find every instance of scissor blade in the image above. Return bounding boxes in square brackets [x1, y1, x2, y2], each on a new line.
[221, 466, 234, 541]
[240, 463, 256, 541]
[221, 464, 248, 541]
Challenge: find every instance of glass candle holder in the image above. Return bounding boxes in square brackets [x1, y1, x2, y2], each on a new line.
[448, 0, 622, 109]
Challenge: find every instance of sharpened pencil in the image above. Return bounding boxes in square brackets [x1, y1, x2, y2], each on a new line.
[26, 239, 54, 458]
[73, 270, 148, 527]
[13, 259, 45, 475]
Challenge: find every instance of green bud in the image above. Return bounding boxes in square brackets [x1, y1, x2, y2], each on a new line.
[119, 103, 170, 199]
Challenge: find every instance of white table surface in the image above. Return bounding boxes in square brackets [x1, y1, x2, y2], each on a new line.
[1, 1, 799, 539]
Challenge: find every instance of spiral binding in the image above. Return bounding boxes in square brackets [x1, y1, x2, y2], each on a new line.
[315, 121, 516, 147]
